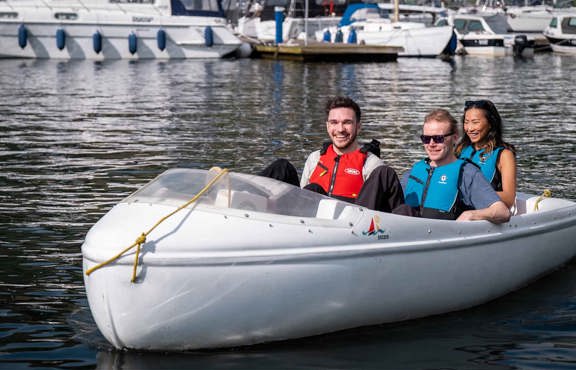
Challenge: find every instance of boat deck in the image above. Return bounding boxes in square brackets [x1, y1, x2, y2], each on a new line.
[251, 41, 401, 62]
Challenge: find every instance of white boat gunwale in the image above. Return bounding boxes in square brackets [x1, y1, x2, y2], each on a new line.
[81, 168, 576, 265]
[82, 214, 576, 266]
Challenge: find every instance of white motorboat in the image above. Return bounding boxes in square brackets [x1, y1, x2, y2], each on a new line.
[316, 3, 456, 57]
[544, 13, 576, 54]
[437, 13, 534, 57]
[82, 167, 576, 351]
[0, 0, 242, 59]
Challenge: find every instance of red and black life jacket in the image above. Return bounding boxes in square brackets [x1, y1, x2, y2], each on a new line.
[308, 143, 369, 203]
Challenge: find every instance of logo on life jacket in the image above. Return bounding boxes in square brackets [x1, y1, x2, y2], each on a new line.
[344, 168, 361, 176]
[479, 152, 487, 163]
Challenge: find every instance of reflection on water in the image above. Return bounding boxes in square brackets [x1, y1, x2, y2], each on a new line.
[0, 54, 575, 369]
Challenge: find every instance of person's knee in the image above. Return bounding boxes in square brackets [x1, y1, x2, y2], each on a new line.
[303, 183, 327, 195]
[259, 158, 299, 186]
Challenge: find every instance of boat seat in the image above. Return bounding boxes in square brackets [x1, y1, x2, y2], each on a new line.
[524, 196, 571, 214]
[214, 189, 268, 212]
[316, 199, 345, 219]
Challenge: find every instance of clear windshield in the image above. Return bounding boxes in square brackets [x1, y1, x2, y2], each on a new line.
[123, 168, 352, 218]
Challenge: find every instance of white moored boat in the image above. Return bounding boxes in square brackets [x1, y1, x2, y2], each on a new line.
[82, 168, 576, 351]
[544, 13, 576, 54]
[0, 0, 242, 59]
[437, 13, 535, 57]
[316, 3, 456, 57]
[458, 1, 576, 33]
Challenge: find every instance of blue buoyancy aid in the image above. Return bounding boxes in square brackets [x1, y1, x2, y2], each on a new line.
[404, 159, 467, 220]
[459, 146, 504, 191]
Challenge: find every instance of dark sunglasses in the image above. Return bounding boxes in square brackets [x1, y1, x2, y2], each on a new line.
[465, 100, 491, 109]
[420, 132, 454, 144]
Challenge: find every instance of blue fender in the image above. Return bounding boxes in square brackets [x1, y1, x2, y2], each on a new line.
[18, 24, 27, 49]
[128, 32, 137, 55]
[93, 31, 102, 54]
[157, 29, 167, 51]
[204, 26, 214, 47]
[334, 29, 343, 43]
[56, 28, 66, 50]
[347, 28, 357, 44]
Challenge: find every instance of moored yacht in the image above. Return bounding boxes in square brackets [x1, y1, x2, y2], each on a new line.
[0, 0, 242, 59]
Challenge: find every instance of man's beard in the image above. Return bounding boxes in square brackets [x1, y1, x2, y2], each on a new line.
[333, 133, 357, 152]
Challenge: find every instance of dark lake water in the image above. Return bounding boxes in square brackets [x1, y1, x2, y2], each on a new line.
[1, 54, 575, 369]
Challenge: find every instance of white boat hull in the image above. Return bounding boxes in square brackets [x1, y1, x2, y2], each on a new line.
[458, 35, 535, 57]
[304, 3, 454, 57]
[0, 0, 241, 59]
[316, 24, 454, 57]
[548, 41, 576, 54]
[82, 169, 576, 351]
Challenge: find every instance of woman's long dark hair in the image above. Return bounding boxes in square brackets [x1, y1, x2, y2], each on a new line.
[456, 99, 516, 156]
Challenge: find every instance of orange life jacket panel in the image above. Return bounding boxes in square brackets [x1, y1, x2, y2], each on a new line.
[308, 144, 367, 200]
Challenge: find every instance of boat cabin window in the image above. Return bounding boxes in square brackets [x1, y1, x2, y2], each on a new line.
[548, 17, 558, 28]
[0, 12, 18, 19]
[54, 13, 78, 20]
[468, 20, 485, 33]
[453, 19, 467, 33]
[562, 17, 576, 34]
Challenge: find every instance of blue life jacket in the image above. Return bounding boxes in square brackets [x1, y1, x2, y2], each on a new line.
[459, 146, 504, 191]
[404, 159, 467, 220]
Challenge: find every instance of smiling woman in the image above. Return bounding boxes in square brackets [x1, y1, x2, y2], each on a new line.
[457, 100, 517, 209]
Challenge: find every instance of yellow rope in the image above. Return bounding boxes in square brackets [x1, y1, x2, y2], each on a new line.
[85, 168, 229, 282]
[533, 188, 552, 211]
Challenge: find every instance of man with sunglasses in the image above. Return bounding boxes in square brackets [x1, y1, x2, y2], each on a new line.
[403, 109, 511, 223]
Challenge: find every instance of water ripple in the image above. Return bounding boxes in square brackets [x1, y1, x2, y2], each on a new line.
[1, 55, 575, 369]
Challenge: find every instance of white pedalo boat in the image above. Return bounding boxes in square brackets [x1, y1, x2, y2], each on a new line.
[82, 168, 576, 351]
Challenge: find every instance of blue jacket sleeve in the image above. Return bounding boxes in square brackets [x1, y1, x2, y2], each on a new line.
[459, 163, 501, 210]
